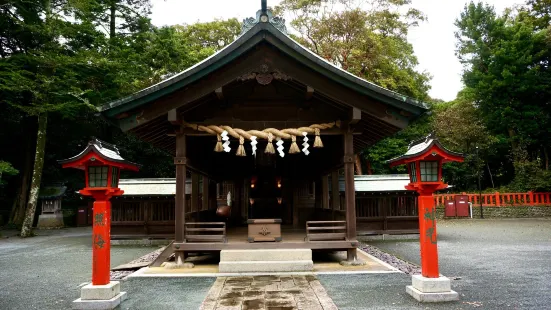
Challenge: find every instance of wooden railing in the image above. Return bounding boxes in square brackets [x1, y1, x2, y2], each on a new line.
[184, 222, 227, 243]
[434, 192, 551, 207]
[306, 221, 346, 241]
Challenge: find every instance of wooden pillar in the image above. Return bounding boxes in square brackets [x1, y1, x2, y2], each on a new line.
[174, 133, 187, 248]
[293, 181, 299, 228]
[191, 173, 199, 214]
[321, 175, 329, 210]
[344, 129, 357, 260]
[331, 170, 340, 219]
[202, 176, 209, 211]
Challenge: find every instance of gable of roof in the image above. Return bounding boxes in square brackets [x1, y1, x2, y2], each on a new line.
[100, 11, 428, 120]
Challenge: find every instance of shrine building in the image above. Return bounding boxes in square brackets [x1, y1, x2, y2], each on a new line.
[99, 4, 428, 268]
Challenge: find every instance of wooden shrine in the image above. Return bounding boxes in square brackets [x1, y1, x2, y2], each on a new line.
[99, 4, 428, 265]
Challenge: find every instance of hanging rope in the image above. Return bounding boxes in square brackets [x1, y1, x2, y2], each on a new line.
[180, 121, 340, 155]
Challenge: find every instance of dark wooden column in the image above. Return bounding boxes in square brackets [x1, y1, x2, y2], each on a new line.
[344, 127, 357, 261]
[202, 176, 209, 211]
[321, 175, 329, 210]
[293, 181, 299, 228]
[174, 133, 187, 247]
[331, 170, 340, 219]
[191, 173, 199, 215]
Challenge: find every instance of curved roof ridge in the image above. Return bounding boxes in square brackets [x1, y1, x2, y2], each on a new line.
[100, 17, 428, 115]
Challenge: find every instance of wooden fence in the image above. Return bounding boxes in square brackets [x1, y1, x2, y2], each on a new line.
[434, 192, 551, 207]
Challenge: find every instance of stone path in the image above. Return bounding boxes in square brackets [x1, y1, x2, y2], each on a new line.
[200, 275, 338, 310]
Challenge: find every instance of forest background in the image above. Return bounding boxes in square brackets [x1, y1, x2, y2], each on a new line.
[1, 0, 550, 234]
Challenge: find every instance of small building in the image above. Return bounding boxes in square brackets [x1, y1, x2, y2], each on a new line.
[37, 185, 66, 228]
[111, 175, 419, 238]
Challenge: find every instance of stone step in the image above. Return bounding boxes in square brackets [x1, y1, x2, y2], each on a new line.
[218, 260, 314, 273]
[220, 249, 312, 262]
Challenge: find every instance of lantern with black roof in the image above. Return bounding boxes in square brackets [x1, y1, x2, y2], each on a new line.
[59, 138, 138, 307]
[387, 133, 463, 302]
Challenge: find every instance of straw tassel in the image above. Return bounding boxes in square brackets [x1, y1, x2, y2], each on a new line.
[314, 128, 323, 148]
[289, 135, 300, 154]
[236, 136, 246, 156]
[265, 132, 275, 154]
[214, 134, 223, 152]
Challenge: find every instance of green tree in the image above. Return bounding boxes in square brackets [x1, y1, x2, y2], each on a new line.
[455, 1, 551, 190]
[276, 0, 431, 99]
[0, 0, 97, 236]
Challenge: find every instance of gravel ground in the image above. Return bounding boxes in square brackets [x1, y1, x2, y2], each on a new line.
[360, 244, 421, 275]
[0, 227, 156, 310]
[321, 218, 551, 310]
[110, 246, 166, 280]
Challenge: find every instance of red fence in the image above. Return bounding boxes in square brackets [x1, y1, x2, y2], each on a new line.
[434, 192, 551, 207]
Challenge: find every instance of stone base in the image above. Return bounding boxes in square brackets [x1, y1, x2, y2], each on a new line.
[219, 260, 314, 273]
[73, 292, 126, 310]
[406, 275, 459, 302]
[81, 282, 120, 300]
[221, 249, 312, 261]
[406, 286, 458, 302]
[37, 213, 64, 228]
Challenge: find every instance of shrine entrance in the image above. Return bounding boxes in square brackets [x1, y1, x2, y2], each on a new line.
[99, 5, 427, 266]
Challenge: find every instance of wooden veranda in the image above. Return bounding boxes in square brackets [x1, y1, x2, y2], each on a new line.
[100, 6, 427, 264]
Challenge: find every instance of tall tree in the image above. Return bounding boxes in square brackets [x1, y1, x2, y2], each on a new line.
[0, 0, 96, 236]
[276, 0, 431, 99]
[455, 1, 551, 190]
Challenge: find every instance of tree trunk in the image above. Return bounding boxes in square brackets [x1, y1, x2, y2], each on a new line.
[366, 160, 373, 175]
[487, 163, 495, 188]
[110, 1, 116, 42]
[9, 117, 36, 226]
[20, 114, 47, 238]
[354, 154, 363, 175]
[544, 147, 549, 170]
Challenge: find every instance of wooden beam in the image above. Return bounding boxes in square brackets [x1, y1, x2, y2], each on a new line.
[215, 87, 224, 100]
[168, 109, 180, 125]
[306, 85, 314, 100]
[350, 107, 361, 125]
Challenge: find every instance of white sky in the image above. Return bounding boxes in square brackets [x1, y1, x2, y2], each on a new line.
[150, 0, 521, 101]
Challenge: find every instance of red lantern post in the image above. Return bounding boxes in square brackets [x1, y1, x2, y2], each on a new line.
[387, 133, 463, 302]
[59, 139, 138, 308]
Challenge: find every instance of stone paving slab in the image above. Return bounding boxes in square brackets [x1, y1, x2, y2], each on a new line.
[201, 275, 339, 310]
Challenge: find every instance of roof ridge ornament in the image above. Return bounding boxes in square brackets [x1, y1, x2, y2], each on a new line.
[241, 1, 287, 35]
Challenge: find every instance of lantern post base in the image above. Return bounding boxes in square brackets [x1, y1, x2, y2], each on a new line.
[406, 275, 458, 303]
[73, 281, 126, 310]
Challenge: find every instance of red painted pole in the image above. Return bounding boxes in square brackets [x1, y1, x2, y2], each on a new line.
[92, 200, 111, 285]
[418, 193, 439, 278]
